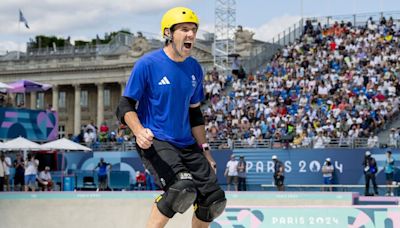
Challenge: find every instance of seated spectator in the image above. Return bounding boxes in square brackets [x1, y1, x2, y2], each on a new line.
[37, 166, 53, 191]
[135, 171, 146, 190]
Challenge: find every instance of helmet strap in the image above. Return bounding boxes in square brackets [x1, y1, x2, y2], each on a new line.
[166, 28, 184, 59]
[171, 38, 184, 59]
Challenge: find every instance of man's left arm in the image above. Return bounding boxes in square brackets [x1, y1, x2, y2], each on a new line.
[190, 103, 217, 173]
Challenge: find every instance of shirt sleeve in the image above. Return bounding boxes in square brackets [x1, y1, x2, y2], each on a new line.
[123, 59, 149, 101]
[190, 63, 205, 104]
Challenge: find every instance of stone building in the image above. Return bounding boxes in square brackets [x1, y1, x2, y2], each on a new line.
[0, 33, 214, 138]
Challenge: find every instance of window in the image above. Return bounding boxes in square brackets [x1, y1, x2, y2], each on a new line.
[81, 90, 88, 108]
[59, 91, 66, 108]
[104, 89, 110, 107]
[58, 125, 66, 138]
[37, 92, 44, 109]
[16, 93, 24, 106]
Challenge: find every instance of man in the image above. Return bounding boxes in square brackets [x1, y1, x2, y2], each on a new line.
[13, 153, 25, 191]
[237, 155, 247, 191]
[93, 158, 111, 191]
[0, 154, 4, 191]
[24, 153, 39, 192]
[363, 151, 378, 196]
[272, 155, 285, 191]
[384, 150, 395, 196]
[224, 155, 239, 191]
[321, 158, 334, 191]
[116, 7, 226, 228]
[1, 153, 11, 191]
[38, 166, 53, 191]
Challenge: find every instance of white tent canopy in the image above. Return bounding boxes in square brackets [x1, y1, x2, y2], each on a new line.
[1, 136, 43, 150]
[41, 138, 92, 151]
[0, 82, 12, 93]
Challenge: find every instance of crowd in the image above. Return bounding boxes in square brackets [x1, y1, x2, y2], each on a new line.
[203, 17, 400, 148]
[65, 17, 400, 150]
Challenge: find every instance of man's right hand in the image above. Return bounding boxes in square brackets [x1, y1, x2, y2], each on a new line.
[135, 128, 154, 149]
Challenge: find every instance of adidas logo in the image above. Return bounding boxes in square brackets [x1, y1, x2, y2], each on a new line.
[158, 76, 171, 85]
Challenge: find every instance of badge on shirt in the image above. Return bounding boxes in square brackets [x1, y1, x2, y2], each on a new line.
[192, 75, 197, 88]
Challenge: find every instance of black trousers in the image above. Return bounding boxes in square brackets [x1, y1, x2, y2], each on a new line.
[238, 177, 247, 191]
[365, 173, 378, 195]
[0, 177, 4, 191]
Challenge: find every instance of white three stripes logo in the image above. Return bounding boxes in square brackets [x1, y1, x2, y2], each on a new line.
[158, 76, 171, 85]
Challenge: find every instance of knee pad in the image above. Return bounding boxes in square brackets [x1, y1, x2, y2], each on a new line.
[195, 189, 227, 222]
[156, 172, 197, 218]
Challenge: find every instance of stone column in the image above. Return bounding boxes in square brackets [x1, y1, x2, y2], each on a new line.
[74, 84, 81, 135]
[52, 85, 59, 112]
[96, 82, 104, 129]
[30, 91, 37, 109]
[120, 82, 126, 96]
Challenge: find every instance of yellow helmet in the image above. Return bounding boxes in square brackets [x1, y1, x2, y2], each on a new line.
[161, 7, 199, 38]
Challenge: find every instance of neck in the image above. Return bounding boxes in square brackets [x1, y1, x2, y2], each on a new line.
[163, 44, 186, 62]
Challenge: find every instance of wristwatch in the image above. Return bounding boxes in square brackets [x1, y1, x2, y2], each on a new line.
[201, 143, 210, 151]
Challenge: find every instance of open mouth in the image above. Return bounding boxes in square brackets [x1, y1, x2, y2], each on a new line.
[183, 42, 192, 49]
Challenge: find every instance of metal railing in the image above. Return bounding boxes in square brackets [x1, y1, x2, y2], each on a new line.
[240, 42, 281, 74]
[6, 32, 162, 61]
[270, 19, 304, 46]
[269, 10, 400, 47]
[84, 138, 399, 151]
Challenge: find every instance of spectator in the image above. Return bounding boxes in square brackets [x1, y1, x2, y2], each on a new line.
[321, 158, 334, 191]
[93, 158, 111, 191]
[363, 151, 378, 196]
[37, 166, 53, 191]
[24, 153, 39, 192]
[135, 171, 146, 190]
[272, 155, 285, 191]
[367, 132, 379, 148]
[13, 153, 25, 191]
[224, 155, 238, 191]
[99, 122, 109, 142]
[0, 155, 4, 191]
[384, 150, 395, 196]
[388, 128, 397, 147]
[231, 56, 240, 79]
[1, 153, 12, 191]
[237, 155, 247, 191]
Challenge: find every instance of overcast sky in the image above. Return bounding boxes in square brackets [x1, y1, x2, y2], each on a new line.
[0, 0, 399, 54]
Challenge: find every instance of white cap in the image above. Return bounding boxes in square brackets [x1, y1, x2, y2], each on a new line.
[326, 158, 331, 162]
[365, 151, 371, 156]
[272, 155, 278, 160]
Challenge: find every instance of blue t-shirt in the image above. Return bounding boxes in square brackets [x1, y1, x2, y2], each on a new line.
[124, 49, 204, 148]
[97, 162, 109, 176]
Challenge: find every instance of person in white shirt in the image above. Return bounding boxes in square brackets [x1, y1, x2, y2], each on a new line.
[24, 153, 39, 192]
[224, 155, 239, 191]
[367, 132, 379, 148]
[38, 166, 53, 191]
[1, 153, 12, 191]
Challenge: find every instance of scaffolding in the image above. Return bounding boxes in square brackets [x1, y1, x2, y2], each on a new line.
[214, 0, 236, 71]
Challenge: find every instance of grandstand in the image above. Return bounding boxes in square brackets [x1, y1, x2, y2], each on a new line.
[203, 11, 400, 150]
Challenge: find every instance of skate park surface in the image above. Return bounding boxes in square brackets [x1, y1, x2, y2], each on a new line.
[0, 191, 399, 228]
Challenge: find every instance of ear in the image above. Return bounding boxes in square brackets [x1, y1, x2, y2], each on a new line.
[164, 28, 171, 39]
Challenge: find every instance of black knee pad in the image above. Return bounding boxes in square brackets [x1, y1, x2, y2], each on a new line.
[156, 173, 197, 218]
[195, 189, 227, 222]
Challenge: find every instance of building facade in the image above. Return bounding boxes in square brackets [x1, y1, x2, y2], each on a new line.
[0, 33, 213, 138]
